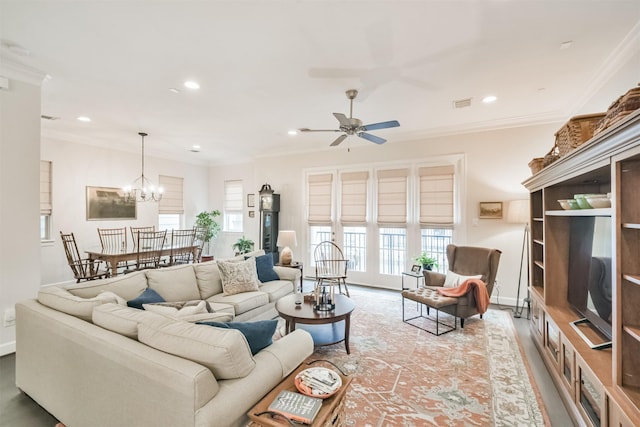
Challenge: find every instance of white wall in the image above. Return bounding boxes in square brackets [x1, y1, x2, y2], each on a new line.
[40, 137, 210, 285]
[0, 72, 43, 355]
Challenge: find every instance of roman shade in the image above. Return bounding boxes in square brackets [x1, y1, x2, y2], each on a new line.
[224, 180, 243, 212]
[377, 168, 408, 225]
[40, 160, 52, 215]
[419, 165, 454, 226]
[340, 171, 368, 224]
[158, 175, 184, 214]
[307, 173, 333, 224]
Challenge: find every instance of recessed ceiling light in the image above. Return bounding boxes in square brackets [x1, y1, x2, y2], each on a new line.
[482, 95, 497, 104]
[184, 81, 200, 90]
[169, 88, 180, 93]
[77, 116, 91, 122]
[190, 145, 201, 152]
[560, 40, 573, 50]
[288, 130, 298, 135]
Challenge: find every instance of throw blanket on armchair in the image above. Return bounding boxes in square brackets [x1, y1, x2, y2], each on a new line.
[437, 279, 490, 314]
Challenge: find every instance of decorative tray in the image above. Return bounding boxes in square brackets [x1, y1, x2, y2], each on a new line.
[294, 367, 342, 399]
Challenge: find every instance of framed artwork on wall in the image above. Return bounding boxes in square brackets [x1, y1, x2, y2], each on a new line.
[479, 201, 503, 219]
[247, 193, 255, 208]
[86, 186, 136, 220]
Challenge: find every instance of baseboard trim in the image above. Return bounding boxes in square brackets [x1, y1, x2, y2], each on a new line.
[0, 340, 16, 356]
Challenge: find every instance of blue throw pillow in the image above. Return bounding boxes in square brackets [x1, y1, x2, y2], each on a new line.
[126, 288, 165, 310]
[254, 253, 280, 283]
[196, 320, 278, 355]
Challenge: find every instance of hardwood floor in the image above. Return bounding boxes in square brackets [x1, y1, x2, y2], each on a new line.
[0, 284, 574, 427]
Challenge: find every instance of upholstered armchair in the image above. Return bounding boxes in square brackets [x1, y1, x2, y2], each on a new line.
[423, 244, 502, 327]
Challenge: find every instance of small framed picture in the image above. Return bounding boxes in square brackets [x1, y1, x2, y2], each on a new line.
[411, 264, 421, 273]
[479, 201, 503, 219]
[247, 193, 255, 208]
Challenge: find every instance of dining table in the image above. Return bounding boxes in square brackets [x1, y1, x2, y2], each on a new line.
[85, 244, 199, 276]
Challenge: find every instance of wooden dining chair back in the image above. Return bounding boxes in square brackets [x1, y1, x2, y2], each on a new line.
[98, 227, 127, 252]
[130, 226, 155, 247]
[169, 229, 197, 265]
[60, 232, 110, 283]
[193, 226, 207, 262]
[134, 230, 167, 271]
[313, 240, 350, 296]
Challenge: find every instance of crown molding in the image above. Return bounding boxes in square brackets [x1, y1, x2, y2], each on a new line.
[0, 53, 47, 86]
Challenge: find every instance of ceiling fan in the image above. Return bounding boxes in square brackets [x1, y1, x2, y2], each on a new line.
[299, 89, 400, 147]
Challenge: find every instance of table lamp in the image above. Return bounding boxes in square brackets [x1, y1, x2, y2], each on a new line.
[277, 230, 297, 265]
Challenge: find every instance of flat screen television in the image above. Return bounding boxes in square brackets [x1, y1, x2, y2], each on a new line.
[567, 216, 612, 349]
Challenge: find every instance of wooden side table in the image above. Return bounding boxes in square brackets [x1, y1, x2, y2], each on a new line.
[276, 262, 304, 292]
[247, 363, 351, 427]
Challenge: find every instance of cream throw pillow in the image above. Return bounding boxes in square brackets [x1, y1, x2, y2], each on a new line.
[143, 300, 210, 317]
[217, 258, 260, 295]
[443, 271, 482, 288]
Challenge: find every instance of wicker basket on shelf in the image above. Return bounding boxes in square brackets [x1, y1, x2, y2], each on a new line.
[555, 113, 606, 157]
[543, 143, 560, 167]
[594, 84, 640, 135]
[528, 158, 545, 174]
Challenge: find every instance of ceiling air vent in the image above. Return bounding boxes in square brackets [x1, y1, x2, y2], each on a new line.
[452, 98, 472, 109]
[41, 115, 60, 120]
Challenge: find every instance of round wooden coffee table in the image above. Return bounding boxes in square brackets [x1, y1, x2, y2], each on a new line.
[276, 293, 356, 354]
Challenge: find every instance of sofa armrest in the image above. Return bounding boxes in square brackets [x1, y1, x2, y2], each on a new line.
[273, 266, 301, 285]
[424, 271, 446, 287]
[258, 329, 314, 377]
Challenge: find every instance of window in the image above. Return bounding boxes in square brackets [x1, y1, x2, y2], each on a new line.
[40, 160, 52, 241]
[379, 227, 406, 275]
[377, 168, 408, 225]
[158, 175, 184, 231]
[309, 225, 332, 266]
[224, 180, 243, 232]
[158, 214, 181, 232]
[421, 228, 452, 273]
[343, 226, 366, 272]
[308, 173, 333, 224]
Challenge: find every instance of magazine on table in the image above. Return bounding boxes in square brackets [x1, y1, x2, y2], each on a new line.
[267, 389, 323, 424]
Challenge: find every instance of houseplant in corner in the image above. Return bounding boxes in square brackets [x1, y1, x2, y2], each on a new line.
[415, 253, 438, 271]
[232, 236, 255, 255]
[194, 210, 221, 257]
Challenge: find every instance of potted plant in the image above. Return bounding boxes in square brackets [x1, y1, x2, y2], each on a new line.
[415, 253, 438, 271]
[194, 210, 221, 256]
[232, 236, 255, 255]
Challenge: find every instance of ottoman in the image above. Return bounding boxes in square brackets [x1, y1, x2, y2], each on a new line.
[401, 287, 458, 335]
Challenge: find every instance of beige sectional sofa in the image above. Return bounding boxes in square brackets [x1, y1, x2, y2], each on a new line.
[15, 251, 314, 427]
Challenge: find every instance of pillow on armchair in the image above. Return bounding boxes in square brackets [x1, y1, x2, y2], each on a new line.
[443, 271, 482, 288]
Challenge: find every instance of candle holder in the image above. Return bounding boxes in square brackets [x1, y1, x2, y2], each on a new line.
[313, 283, 335, 312]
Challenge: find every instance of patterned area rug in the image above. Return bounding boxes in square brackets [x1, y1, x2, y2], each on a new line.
[303, 286, 549, 427]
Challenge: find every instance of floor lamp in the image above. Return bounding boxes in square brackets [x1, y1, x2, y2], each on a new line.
[507, 199, 531, 319]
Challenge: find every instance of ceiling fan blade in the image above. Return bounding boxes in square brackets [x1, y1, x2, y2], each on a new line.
[330, 134, 348, 147]
[358, 132, 386, 145]
[333, 113, 351, 127]
[299, 128, 340, 133]
[360, 120, 400, 131]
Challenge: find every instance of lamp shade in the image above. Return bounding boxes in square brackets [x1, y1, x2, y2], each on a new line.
[507, 199, 530, 224]
[276, 230, 297, 248]
[277, 230, 297, 265]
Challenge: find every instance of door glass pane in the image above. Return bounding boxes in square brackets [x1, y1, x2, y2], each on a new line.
[343, 226, 366, 272]
[420, 227, 452, 273]
[309, 225, 332, 266]
[379, 227, 406, 275]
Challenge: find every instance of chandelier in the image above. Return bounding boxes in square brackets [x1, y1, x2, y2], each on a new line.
[123, 132, 163, 202]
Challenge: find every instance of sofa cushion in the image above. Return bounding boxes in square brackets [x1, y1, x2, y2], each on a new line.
[258, 280, 294, 302]
[127, 288, 165, 309]
[217, 258, 260, 296]
[64, 270, 148, 300]
[254, 253, 279, 283]
[146, 265, 201, 302]
[193, 261, 224, 299]
[38, 286, 119, 322]
[208, 291, 270, 315]
[143, 300, 211, 317]
[137, 319, 256, 379]
[92, 303, 171, 339]
[196, 320, 278, 355]
[443, 271, 482, 288]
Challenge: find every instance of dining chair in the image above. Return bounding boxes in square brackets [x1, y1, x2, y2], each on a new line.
[168, 229, 197, 265]
[313, 241, 350, 297]
[60, 231, 110, 283]
[97, 227, 128, 273]
[133, 230, 167, 271]
[130, 226, 155, 247]
[193, 226, 207, 262]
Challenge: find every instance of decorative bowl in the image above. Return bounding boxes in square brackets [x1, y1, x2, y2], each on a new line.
[585, 194, 611, 208]
[558, 199, 579, 210]
[294, 367, 342, 399]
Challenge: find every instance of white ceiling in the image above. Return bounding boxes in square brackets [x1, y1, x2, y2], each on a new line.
[1, 1, 639, 165]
